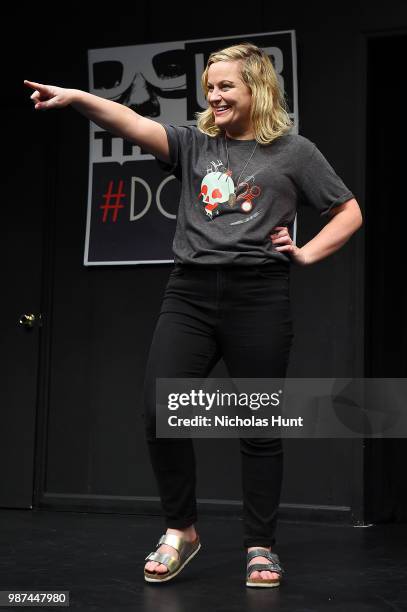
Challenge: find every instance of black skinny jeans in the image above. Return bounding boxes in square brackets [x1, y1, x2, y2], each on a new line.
[142, 263, 293, 549]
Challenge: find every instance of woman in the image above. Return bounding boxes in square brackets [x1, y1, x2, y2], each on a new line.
[24, 42, 362, 588]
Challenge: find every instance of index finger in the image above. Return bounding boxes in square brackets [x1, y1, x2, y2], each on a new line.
[24, 80, 45, 91]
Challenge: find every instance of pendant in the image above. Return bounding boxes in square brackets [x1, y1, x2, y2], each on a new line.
[228, 192, 237, 207]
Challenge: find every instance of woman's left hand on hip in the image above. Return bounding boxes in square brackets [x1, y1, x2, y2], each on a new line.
[270, 226, 308, 266]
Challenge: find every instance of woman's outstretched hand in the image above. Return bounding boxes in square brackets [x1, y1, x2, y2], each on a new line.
[24, 80, 74, 110]
[270, 226, 308, 266]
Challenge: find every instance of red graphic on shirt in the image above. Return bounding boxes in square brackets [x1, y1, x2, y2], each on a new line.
[236, 182, 261, 214]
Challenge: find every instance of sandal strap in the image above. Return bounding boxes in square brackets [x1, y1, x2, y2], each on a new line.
[157, 533, 185, 554]
[246, 549, 284, 576]
[247, 549, 280, 564]
[145, 551, 178, 572]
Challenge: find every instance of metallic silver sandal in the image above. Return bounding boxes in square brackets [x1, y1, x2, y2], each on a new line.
[144, 533, 201, 583]
[246, 548, 284, 588]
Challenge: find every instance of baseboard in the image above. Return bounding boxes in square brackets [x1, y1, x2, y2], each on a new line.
[39, 493, 352, 524]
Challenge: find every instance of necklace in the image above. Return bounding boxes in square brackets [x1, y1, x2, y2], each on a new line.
[224, 134, 258, 207]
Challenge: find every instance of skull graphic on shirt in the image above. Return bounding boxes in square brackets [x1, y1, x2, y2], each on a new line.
[199, 161, 261, 221]
[199, 171, 234, 219]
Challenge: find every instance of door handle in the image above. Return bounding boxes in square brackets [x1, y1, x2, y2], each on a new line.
[19, 313, 43, 329]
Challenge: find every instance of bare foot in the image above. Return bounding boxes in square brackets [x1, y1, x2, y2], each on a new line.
[145, 526, 198, 574]
[247, 546, 281, 582]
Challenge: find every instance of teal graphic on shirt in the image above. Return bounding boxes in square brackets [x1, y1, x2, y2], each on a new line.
[198, 159, 262, 221]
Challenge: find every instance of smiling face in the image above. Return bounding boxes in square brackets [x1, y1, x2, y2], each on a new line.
[206, 60, 253, 140]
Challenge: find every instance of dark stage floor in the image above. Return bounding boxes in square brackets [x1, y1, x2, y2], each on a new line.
[0, 509, 406, 611]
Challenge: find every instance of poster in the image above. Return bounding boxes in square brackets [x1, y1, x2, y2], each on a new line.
[84, 31, 298, 265]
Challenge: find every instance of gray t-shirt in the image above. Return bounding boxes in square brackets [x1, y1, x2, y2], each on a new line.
[158, 125, 354, 266]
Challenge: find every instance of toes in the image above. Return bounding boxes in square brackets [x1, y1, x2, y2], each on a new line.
[145, 561, 158, 571]
[145, 561, 168, 574]
[145, 561, 167, 574]
[145, 561, 155, 571]
[260, 570, 271, 579]
[259, 570, 279, 580]
[249, 568, 280, 581]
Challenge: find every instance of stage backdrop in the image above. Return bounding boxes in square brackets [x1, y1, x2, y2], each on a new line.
[84, 31, 298, 265]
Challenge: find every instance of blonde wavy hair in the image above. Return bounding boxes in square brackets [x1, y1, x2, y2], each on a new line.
[196, 42, 293, 144]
